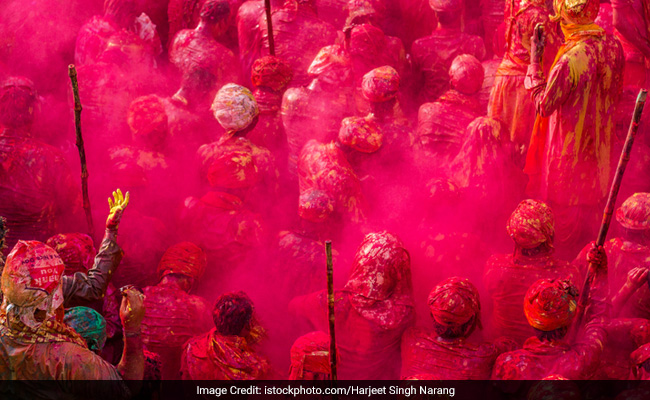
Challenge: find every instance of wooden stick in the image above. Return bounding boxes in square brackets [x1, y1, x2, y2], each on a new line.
[325, 240, 337, 381]
[264, 0, 276, 56]
[573, 89, 647, 335]
[68, 65, 95, 243]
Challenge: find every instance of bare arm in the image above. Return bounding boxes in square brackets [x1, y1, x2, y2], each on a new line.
[117, 288, 146, 391]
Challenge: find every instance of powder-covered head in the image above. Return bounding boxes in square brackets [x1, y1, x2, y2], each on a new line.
[157, 242, 207, 282]
[361, 65, 400, 103]
[427, 277, 481, 329]
[429, 0, 464, 12]
[200, 0, 231, 24]
[0, 76, 39, 130]
[449, 54, 484, 95]
[251, 56, 293, 92]
[289, 331, 331, 380]
[127, 95, 168, 151]
[507, 199, 555, 249]
[299, 188, 335, 223]
[524, 278, 578, 332]
[46, 233, 96, 276]
[308, 45, 351, 85]
[553, 0, 600, 24]
[211, 84, 259, 132]
[212, 291, 254, 336]
[64, 306, 107, 353]
[338, 116, 383, 153]
[1, 241, 65, 328]
[616, 193, 650, 230]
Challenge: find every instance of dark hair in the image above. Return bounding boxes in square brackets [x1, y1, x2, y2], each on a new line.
[432, 315, 477, 339]
[533, 326, 568, 342]
[200, 0, 230, 24]
[213, 291, 254, 336]
[641, 359, 650, 374]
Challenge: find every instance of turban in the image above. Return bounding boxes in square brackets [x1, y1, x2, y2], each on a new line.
[299, 188, 335, 223]
[524, 279, 578, 331]
[449, 54, 484, 95]
[616, 193, 650, 230]
[361, 65, 400, 102]
[552, 0, 599, 24]
[429, 0, 463, 12]
[46, 233, 96, 275]
[64, 306, 107, 353]
[157, 242, 207, 281]
[289, 331, 331, 380]
[211, 84, 259, 132]
[507, 199, 555, 249]
[338, 116, 383, 153]
[427, 277, 481, 328]
[127, 95, 168, 150]
[200, 0, 231, 24]
[251, 56, 293, 92]
[307, 45, 351, 82]
[0, 76, 38, 129]
[205, 140, 261, 189]
[1, 241, 65, 328]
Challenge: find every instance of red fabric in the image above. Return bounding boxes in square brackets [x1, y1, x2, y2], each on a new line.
[251, 56, 293, 91]
[46, 233, 96, 275]
[181, 328, 270, 380]
[3, 241, 64, 304]
[127, 95, 168, 150]
[348, 25, 408, 87]
[288, 331, 331, 380]
[506, 199, 555, 249]
[0, 77, 38, 130]
[298, 140, 366, 223]
[524, 278, 578, 331]
[298, 188, 334, 222]
[427, 277, 480, 327]
[157, 242, 207, 281]
[338, 116, 383, 153]
[401, 328, 516, 379]
[75, 16, 119, 66]
[449, 54, 484, 95]
[616, 193, 650, 230]
[167, 0, 204, 47]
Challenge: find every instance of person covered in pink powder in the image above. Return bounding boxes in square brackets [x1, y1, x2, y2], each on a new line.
[487, 0, 560, 166]
[258, 0, 337, 87]
[290, 231, 415, 379]
[141, 242, 212, 380]
[416, 54, 485, 171]
[401, 277, 516, 379]
[483, 199, 581, 346]
[169, 0, 240, 91]
[411, 0, 486, 105]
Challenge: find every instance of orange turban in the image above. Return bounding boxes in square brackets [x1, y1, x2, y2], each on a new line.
[157, 242, 207, 281]
[427, 277, 481, 327]
[507, 199, 555, 249]
[524, 279, 578, 331]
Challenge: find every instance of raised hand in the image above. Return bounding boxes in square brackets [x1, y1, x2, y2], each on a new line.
[106, 189, 130, 230]
[531, 23, 546, 65]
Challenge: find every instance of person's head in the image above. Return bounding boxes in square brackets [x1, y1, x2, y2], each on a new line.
[199, 0, 231, 37]
[1, 241, 66, 328]
[552, 0, 599, 25]
[156, 242, 207, 291]
[299, 188, 335, 224]
[449, 54, 484, 95]
[361, 65, 399, 117]
[126, 95, 168, 152]
[251, 56, 293, 93]
[211, 83, 259, 135]
[173, 67, 218, 109]
[307, 45, 352, 89]
[617, 193, 650, 243]
[429, 0, 463, 26]
[338, 116, 383, 153]
[212, 291, 254, 336]
[507, 199, 555, 256]
[64, 307, 107, 354]
[0, 76, 39, 132]
[427, 277, 481, 339]
[345, 231, 411, 301]
[343, 0, 379, 35]
[289, 331, 332, 380]
[631, 343, 650, 380]
[524, 278, 578, 341]
[46, 233, 96, 276]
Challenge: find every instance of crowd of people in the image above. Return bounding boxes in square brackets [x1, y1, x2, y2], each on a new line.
[1, 0, 650, 395]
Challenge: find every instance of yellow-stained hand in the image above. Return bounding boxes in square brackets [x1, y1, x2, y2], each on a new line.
[106, 189, 130, 230]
